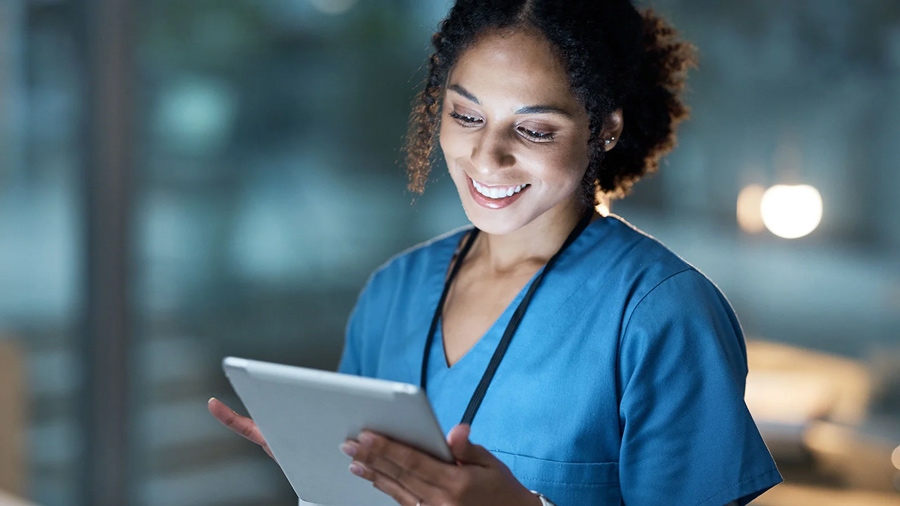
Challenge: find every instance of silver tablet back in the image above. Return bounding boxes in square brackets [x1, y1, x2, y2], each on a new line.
[223, 357, 452, 506]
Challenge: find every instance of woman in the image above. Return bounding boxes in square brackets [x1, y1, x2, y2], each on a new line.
[209, 1, 782, 504]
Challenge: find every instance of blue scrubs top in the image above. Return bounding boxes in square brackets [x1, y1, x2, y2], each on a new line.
[339, 215, 782, 506]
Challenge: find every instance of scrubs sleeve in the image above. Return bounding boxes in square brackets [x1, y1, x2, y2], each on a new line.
[337, 294, 364, 375]
[617, 269, 782, 506]
[337, 270, 383, 376]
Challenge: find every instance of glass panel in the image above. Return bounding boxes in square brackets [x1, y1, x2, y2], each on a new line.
[132, 2, 459, 505]
[0, 1, 85, 504]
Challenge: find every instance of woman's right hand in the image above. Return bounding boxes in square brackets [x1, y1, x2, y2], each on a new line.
[208, 397, 275, 459]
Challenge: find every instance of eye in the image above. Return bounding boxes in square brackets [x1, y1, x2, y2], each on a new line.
[449, 110, 482, 126]
[517, 126, 555, 142]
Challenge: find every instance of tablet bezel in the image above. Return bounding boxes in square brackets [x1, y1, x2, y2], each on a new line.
[223, 357, 453, 506]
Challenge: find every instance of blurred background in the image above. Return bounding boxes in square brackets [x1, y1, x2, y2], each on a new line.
[0, 0, 898, 505]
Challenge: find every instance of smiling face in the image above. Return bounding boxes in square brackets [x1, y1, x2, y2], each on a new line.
[439, 28, 592, 236]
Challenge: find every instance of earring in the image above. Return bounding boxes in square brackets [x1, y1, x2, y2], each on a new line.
[604, 136, 615, 146]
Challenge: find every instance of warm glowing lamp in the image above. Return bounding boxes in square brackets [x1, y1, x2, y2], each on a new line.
[760, 184, 823, 239]
[737, 184, 766, 234]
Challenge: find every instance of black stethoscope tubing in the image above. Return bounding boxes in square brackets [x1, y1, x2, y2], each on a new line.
[420, 209, 594, 426]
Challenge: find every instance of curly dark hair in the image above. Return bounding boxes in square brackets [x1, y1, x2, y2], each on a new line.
[404, 0, 696, 203]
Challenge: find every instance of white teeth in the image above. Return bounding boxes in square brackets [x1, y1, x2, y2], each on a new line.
[470, 177, 528, 199]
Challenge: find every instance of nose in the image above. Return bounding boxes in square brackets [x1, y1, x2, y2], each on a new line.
[469, 126, 516, 176]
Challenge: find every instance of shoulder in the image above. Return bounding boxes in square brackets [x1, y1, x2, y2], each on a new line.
[580, 215, 739, 336]
[358, 225, 472, 303]
[601, 217, 747, 380]
[343, 226, 472, 376]
[598, 214, 696, 279]
[578, 214, 717, 303]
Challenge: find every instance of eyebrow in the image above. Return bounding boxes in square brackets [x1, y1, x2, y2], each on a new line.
[447, 83, 572, 118]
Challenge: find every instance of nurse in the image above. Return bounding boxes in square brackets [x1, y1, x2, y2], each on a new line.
[210, 1, 782, 505]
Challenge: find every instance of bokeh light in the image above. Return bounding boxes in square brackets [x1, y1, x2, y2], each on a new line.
[760, 184, 824, 239]
[737, 184, 767, 234]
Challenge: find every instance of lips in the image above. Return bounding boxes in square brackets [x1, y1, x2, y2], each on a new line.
[472, 179, 529, 199]
[466, 176, 530, 209]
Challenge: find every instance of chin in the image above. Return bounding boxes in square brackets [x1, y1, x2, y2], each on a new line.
[462, 203, 533, 236]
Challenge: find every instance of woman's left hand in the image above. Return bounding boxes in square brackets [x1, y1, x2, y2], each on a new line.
[341, 424, 541, 506]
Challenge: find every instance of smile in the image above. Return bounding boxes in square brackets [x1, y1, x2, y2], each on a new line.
[467, 177, 530, 210]
[471, 178, 530, 199]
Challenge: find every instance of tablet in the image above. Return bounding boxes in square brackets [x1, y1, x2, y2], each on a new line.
[222, 357, 453, 506]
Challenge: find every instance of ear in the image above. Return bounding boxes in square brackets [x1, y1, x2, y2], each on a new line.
[602, 108, 624, 151]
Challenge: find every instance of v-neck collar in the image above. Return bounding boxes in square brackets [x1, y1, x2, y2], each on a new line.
[422, 215, 604, 380]
[435, 271, 539, 371]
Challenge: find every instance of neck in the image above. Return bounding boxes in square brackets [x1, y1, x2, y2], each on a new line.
[474, 201, 593, 274]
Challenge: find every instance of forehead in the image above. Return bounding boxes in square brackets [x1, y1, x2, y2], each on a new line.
[446, 28, 579, 109]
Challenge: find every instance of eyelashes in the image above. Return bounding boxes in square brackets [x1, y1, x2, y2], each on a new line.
[518, 126, 555, 142]
[448, 110, 556, 142]
[448, 110, 482, 127]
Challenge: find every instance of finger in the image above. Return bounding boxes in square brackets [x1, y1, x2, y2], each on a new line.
[208, 398, 262, 443]
[207, 398, 275, 459]
[349, 433, 450, 501]
[345, 442, 439, 503]
[352, 446, 437, 500]
[447, 424, 495, 465]
[353, 464, 424, 506]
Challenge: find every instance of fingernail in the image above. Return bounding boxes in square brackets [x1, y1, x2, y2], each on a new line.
[349, 462, 365, 477]
[207, 397, 216, 404]
[340, 442, 357, 457]
[358, 432, 374, 447]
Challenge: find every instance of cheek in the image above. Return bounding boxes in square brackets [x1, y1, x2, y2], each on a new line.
[438, 123, 469, 169]
[565, 138, 592, 180]
[532, 142, 590, 186]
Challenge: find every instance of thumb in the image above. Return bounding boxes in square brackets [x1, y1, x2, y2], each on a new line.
[447, 424, 495, 465]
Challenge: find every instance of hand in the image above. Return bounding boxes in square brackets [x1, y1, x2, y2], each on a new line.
[207, 397, 275, 459]
[341, 424, 541, 506]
